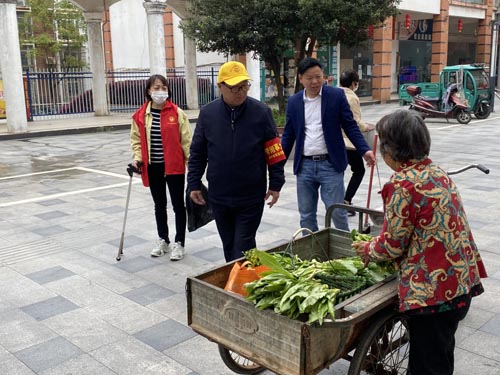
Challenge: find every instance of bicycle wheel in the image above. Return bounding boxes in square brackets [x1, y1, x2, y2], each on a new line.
[218, 345, 265, 374]
[348, 312, 410, 375]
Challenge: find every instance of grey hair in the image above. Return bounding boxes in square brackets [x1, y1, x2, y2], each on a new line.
[375, 110, 431, 162]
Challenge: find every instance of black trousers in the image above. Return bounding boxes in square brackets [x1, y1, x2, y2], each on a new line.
[148, 163, 186, 246]
[344, 149, 365, 203]
[210, 202, 264, 262]
[408, 302, 470, 375]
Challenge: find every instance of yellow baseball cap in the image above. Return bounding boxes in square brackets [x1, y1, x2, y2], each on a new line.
[217, 61, 251, 86]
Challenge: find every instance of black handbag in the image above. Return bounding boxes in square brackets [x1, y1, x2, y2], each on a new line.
[186, 183, 214, 232]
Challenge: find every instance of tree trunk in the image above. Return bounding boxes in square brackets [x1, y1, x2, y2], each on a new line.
[269, 57, 285, 114]
[293, 35, 316, 93]
[293, 36, 305, 94]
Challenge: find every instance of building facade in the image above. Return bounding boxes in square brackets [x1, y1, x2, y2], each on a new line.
[370, 0, 498, 102]
[5, 0, 500, 107]
[105, 0, 226, 72]
[259, 0, 499, 104]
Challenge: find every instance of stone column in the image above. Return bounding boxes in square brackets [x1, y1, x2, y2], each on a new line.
[184, 36, 198, 109]
[84, 12, 109, 116]
[143, 1, 167, 77]
[476, 0, 494, 66]
[0, 0, 28, 133]
[246, 53, 260, 101]
[430, 0, 449, 82]
[372, 17, 393, 103]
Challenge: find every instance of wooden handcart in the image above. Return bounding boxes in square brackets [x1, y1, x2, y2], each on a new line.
[186, 205, 410, 375]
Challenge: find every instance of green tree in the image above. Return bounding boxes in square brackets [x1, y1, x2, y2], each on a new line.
[19, 0, 87, 69]
[181, 0, 400, 112]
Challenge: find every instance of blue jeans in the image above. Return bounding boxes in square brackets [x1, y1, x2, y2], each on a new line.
[296, 158, 349, 232]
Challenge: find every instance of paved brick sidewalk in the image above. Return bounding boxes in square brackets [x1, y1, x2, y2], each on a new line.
[0, 101, 499, 374]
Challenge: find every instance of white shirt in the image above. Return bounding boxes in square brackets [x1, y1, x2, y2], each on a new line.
[303, 88, 328, 156]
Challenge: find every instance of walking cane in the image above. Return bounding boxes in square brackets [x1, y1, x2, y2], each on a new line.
[116, 163, 141, 261]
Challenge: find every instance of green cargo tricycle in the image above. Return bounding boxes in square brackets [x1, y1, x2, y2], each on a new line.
[399, 64, 491, 119]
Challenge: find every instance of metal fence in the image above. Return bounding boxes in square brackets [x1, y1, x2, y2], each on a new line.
[24, 69, 92, 119]
[23, 66, 221, 121]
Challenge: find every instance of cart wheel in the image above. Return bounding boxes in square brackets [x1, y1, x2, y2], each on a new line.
[474, 102, 491, 119]
[218, 345, 265, 374]
[456, 110, 472, 124]
[347, 312, 409, 375]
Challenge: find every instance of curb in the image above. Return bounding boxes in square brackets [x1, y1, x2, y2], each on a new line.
[0, 123, 131, 141]
[0, 117, 198, 141]
[0, 100, 399, 141]
[360, 98, 400, 107]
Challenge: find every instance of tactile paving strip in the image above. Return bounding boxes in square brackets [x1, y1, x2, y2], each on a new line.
[0, 238, 65, 265]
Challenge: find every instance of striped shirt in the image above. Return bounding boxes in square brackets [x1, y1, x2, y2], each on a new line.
[150, 108, 164, 163]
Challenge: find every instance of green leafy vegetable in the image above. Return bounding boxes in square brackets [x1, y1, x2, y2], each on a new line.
[350, 229, 373, 242]
[243, 249, 261, 267]
[243, 249, 396, 325]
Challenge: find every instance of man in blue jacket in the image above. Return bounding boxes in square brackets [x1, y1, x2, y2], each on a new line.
[188, 61, 286, 262]
[281, 58, 375, 232]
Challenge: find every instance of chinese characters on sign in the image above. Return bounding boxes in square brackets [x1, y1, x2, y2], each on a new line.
[400, 19, 433, 41]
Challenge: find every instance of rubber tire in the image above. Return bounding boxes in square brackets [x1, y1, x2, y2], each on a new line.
[347, 311, 410, 375]
[474, 102, 491, 119]
[218, 345, 265, 374]
[456, 109, 472, 124]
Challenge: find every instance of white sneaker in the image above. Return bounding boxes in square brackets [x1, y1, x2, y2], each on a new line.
[150, 239, 169, 257]
[169, 242, 185, 261]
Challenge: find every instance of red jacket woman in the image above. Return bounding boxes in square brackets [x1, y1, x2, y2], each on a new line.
[130, 75, 192, 261]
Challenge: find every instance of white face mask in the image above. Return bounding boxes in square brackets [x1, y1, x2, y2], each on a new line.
[353, 83, 359, 93]
[151, 91, 169, 105]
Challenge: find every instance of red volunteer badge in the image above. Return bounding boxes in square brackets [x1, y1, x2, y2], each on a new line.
[264, 137, 286, 165]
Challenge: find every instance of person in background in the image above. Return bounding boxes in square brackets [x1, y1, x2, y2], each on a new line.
[339, 69, 375, 216]
[281, 57, 375, 232]
[130, 74, 192, 261]
[352, 110, 487, 375]
[188, 61, 285, 262]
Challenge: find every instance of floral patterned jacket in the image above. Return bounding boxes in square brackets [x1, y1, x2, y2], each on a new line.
[364, 158, 487, 312]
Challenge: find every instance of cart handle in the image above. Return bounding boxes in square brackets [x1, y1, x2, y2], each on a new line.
[325, 203, 383, 232]
[447, 164, 489, 175]
[291, 227, 315, 240]
[286, 227, 333, 268]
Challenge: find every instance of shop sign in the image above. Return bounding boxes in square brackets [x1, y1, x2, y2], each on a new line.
[400, 19, 433, 41]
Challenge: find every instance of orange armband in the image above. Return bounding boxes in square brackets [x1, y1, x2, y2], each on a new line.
[264, 137, 286, 165]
